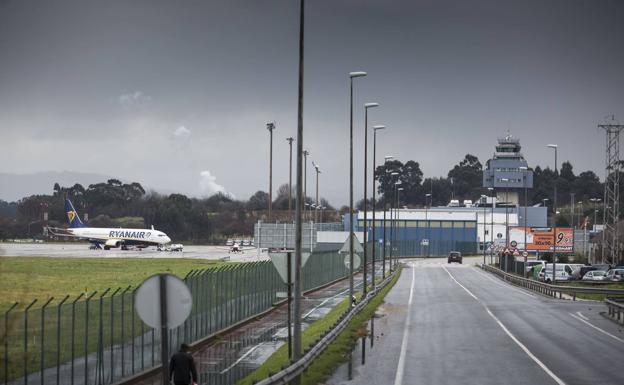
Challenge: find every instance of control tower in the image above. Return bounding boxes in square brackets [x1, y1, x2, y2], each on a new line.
[483, 134, 533, 206]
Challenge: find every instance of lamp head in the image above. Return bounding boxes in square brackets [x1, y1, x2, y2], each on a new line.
[547, 144, 558, 149]
[373, 125, 386, 130]
[349, 71, 367, 78]
[266, 122, 275, 131]
[364, 102, 379, 108]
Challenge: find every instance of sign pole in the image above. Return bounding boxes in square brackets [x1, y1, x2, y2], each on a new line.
[159, 274, 169, 385]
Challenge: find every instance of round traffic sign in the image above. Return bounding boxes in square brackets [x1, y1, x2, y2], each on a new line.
[344, 253, 361, 270]
[497, 233, 503, 239]
[135, 274, 192, 329]
[510, 240, 518, 247]
[522, 251, 528, 257]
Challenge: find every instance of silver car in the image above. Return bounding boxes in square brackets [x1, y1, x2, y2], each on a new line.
[581, 270, 607, 281]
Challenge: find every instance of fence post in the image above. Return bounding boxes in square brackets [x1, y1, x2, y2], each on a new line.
[56, 295, 70, 385]
[84, 291, 98, 385]
[109, 287, 121, 382]
[96, 289, 110, 385]
[120, 286, 131, 378]
[4, 302, 18, 385]
[70, 293, 84, 385]
[40, 297, 54, 385]
[24, 299, 38, 385]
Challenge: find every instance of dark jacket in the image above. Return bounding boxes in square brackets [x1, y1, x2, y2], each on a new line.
[169, 350, 198, 385]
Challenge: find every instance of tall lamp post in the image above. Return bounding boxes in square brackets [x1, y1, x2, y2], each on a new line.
[489, 187, 494, 265]
[425, 193, 431, 257]
[266, 122, 276, 221]
[382, 156, 394, 278]
[389, 172, 400, 271]
[397, 187, 404, 265]
[547, 144, 558, 283]
[519, 166, 529, 277]
[312, 162, 320, 223]
[362, 103, 379, 295]
[501, 178, 510, 271]
[287, 137, 295, 221]
[371, 125, 386, 288]
[349, 71, 367, 308]
[480, 195, 487, 265]
[303, 149, 309, 221]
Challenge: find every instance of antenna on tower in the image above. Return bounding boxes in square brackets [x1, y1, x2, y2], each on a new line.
[598, 116, 624, 265]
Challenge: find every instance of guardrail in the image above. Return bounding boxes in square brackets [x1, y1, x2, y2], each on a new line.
[480, 264, 624, 300]
[605, 298, 624, 325]
[254, 266, 400, 385]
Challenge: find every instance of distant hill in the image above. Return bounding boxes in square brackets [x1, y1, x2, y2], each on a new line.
[0, 171, 116, 202]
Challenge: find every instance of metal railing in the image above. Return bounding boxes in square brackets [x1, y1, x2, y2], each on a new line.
[605, 298, 624, 324]
[254, 266, 399, 385]
[481, 264, 624, 300]
[1, 251, 351, 385]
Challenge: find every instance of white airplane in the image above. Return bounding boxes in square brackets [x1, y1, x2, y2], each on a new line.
[48, 198, 172, 250]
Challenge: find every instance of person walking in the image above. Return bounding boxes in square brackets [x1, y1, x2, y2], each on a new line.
[169, 343, 198, 385]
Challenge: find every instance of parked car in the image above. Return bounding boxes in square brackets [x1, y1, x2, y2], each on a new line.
[582, 270, 607, 281]
[570, 265, 597, 280]
[542, 263, 576, 283]
[226, 239, 234, 246]
[242, 239, 251, 246]
[448, 251, 462, 264]
[605, 269, 624, 282]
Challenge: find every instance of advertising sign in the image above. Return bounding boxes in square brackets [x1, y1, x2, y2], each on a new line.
[509, 227, 574, 253]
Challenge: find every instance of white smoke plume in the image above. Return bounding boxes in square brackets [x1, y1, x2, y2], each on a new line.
[198, 170, 228, 196]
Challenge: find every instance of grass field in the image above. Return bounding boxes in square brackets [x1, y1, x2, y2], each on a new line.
[0, 257, 228, 311]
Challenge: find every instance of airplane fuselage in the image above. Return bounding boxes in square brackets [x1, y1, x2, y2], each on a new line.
[67, 227, 171, 248]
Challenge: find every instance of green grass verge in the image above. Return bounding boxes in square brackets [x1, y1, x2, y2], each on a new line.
[237, 268, 402, 385]
[559, 281, 624, 301]
[0, 257, 229, 311]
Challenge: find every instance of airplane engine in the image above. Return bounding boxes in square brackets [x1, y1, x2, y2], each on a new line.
[104, 239, 121, 250]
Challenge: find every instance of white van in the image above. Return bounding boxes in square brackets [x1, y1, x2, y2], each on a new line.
[541, 263, 583, 283]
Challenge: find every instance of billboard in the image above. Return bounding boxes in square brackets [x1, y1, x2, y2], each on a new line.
[509, 227, 574, 253]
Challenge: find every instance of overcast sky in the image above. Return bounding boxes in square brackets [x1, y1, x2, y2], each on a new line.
[1, 0, 623, 206]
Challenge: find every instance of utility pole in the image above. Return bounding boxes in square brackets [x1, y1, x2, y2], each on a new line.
[570, 192, 575, 230]
[267, 122, 275, 221]
[303, 149, 309, 220]
[287, 137, 295, 222]
[599, 117, 624, 265]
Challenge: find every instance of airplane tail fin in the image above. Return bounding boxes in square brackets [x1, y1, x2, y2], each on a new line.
[64, 198, 85, 228]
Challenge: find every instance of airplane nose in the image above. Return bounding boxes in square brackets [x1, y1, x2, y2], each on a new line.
[165, 236, 171, 243]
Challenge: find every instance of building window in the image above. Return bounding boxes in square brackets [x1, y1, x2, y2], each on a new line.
[417, 221, 428, 228]
[465, 222, 476, 228]
[441, 221, 453, 228]
[405, 221, 417, 227]
[453, 221, 464, 228]
[429, 221, 441, 228]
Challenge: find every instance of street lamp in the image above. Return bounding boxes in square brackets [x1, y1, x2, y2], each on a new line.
[312, 161, 320, 223]
[382, 156, 394, 278]
[371, 125, 386, 287]
[362, 102, 379, 295]
[547, 144, 558, 283]
[266, 122, 276, 221]
[425, 193, 431, 257]
[349, 70, 367, 308]
[519, 166, 529, 277]
[480, 194, 487, 265]
[390, 172, 400, 271]
[488, 187, 494, 265]
[303, 149, 310, 221]
[501, 177, 510, 272]
[287, 137, 295, 222]
[397, 186, 404, 266]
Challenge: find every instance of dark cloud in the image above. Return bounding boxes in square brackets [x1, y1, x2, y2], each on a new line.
[1, 0, 623, 205]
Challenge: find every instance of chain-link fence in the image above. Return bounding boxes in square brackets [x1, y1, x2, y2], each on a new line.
[1, 251, 350, 385]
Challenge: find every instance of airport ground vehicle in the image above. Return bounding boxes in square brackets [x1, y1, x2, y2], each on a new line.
[541, 263, 582, 283]
[525, 260, 546, 274]
[582, 270, 607, 281]
[448, 251, 462, 264]
[605, 269, 624, 282]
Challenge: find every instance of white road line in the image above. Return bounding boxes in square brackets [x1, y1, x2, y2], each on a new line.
[569, 313, 624, 343]
[444, 266, 566, 385]
[576, 311, 589, 321]
[220, 342, 264, 374]
[471, 267, 536, 298]
[393, 263, 415, 385]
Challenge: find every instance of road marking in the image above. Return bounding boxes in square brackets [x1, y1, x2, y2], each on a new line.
[393, 263, 415, 385]
[576, 311, 589, 321]
[569, 313, 624, 343]
[444, 267, 566, 385]
[471, 267, 536, 298]
[220, 342, 265, 374]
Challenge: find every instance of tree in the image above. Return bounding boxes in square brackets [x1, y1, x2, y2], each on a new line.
[447, 154, 483, 201]
[247, 191, 269, 211]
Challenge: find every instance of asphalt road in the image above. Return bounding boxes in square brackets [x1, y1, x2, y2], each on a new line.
[330, 258, 623, 385]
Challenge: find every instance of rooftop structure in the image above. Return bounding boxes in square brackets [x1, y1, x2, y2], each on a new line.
[483, 134, 534, 190]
